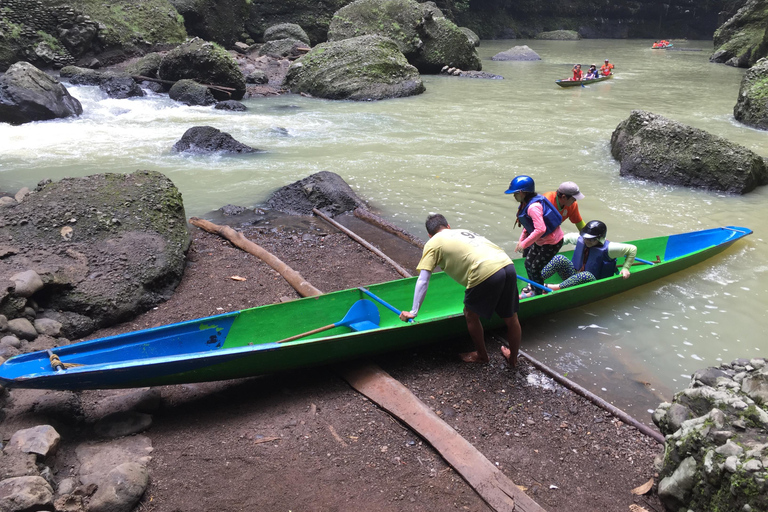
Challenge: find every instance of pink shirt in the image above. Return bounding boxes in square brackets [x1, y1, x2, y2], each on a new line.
[517, 202, 564, 249]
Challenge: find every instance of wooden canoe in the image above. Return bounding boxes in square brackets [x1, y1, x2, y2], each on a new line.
[0, 226, 751, 390]
[556, 74, 613, 87]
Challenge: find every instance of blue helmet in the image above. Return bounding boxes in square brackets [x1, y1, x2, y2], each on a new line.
[504, 175, 535, 195]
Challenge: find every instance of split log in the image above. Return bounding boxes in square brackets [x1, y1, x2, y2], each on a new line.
[353, 207, 425, 249]
[312, 208, 412, 278]
[189, 217, 323, 297]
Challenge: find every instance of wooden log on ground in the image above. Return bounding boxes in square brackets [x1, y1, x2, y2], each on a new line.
[189, 217, 323, 298]
[341, 363, 548, 512]
[132, 75, 236, 96]
[312, 208, 413, 278]
[354, 207, 425, 249]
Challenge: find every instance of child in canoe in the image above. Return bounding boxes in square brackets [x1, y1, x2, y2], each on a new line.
[584, 64, 599, 80]
[541, 220, 637, 290]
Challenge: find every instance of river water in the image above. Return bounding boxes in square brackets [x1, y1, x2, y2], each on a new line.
[1, 39, 766, 421]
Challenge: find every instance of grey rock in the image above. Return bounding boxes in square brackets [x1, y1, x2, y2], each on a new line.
[7, 318, 37, 341]
[267, 171, 367, 216]
[94, 412, 153, 438]
[214, 100, 247, 112]
[716, 440, 744, 457]
[76, 435, 153, 486]
[99, 76, 145, 99]
[536, 30, 581, 40]
[0, 314, 7, 331]
[491, 45, 541, 61]
[246, 69, 268, 84]
[666, 403, 694, 433]
[741, 367, 768, 405]
[0, 196, 17, 208]
[1, 335, 21, 348]
[264, 23, 310, 45]
[56, 477, 77, 496]
[168, 79, 216, 106]
[8, 425, 61, 457]
[125, 53, 164, 79]
[658, 456, 698, 508]
[610, 110, 768, 194]
[460, 27, 480, 47]
[0, 448, 38, 479]
[33, 318, 62, 337]
[14, 187, 30, 203]
[258, 38, 307, 59]
[711, 0, 768, 68]
[10, 270, 44, 298]
[693, 367, 733, 387]
[0, 62, 83, 125]
[734, 58, 768, 130]
[0, 344, 20, 359]
[0, 476, 54, 512]
[87, 462, 149, 512]
[172, 126, 260, 154]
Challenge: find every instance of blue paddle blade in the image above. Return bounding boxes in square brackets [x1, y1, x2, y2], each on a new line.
[336, 299, 380, 332]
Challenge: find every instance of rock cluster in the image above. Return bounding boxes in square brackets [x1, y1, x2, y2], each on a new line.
[439, 66, 503, 79]
[733, 57, 768, 130]
[653, 358, 768, 512]
[610, 110, 768, 194]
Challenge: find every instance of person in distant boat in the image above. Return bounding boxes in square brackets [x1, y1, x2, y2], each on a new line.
[569, 63, 583, 81]
[542, 181, 587, 232]
[585, 64, 599, 79]
[600, 59, 614, 76]
[540, 220, 637, 291]
[399, 214, 522, 368]
[505, 175, 564, 298]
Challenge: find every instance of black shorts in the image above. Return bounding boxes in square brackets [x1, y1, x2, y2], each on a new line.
[464, 264, 519, 320]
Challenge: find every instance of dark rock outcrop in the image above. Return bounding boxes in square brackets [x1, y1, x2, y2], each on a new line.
[734, 57, 768, 129]
[535, 30, 581, 40]
[214, 100, 247, 111]
[172, 126, 260, 154]
[0, 62, 82, 125]
[610, 110, 768, 194]
[59, 66, 145, 98]
[169, 0, 251, 48]
[244, 0, 351, 47]
[491, 45, 541, 61]
[264, 23, 311, 45]
[267, 171, 366, 215]
[284, 35, 424, 100]
[653, 358, 768, 512]
[258, 39, 308, 59]
[328, 0, 480, 74]
[0, 171, 189, 338]
[710, 0, 768, 68]
[158, 37, 246, 100]
[99, 76, 145, 99]
[125, 53, 165, 79]
[168, 79, 216, 106]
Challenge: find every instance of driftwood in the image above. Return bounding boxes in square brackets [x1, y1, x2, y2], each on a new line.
[312, 208, 413, 278]
[189, 217, 323, 297]
[132, 75, 235, 97]
[353, 207, 425, 249]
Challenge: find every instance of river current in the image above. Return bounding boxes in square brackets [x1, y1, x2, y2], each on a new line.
[1, 39, 766, 421]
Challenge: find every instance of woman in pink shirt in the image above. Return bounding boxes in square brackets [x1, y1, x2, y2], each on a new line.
[505, 175, 565, 297]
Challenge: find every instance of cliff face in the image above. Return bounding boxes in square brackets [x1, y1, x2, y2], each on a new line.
[711, 0, 768, 67]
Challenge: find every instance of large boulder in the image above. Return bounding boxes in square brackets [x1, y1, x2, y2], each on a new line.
[0, 171, 190, 337]
[59, 66, 145, 99]
[264, 23, 311, 45]
[0, 62, 83, 125]
[535, 30, 581, 40]
[328, 0, 480, 74]
[258, 39, 308, 59]
[168, 79, 216, 106]
[711, 0, 768, 68]
[267, 171, 366, 215]
[610, 110, 768, 194]
[491, 45, 541, 61]
[285, 35, 424, 100]
[734, 57, 768, 130]
[0, 0, 187, 71]
[158, 37, 246, 100]
[652, 358, 768, 512]
[168, 0, 251, 48]
[172, 126, 261, 154]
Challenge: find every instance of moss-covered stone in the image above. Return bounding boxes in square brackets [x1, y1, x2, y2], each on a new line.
[245, 0, 351, 46]
[284, 34, 424, 100]
[263, 22, 310, 45]
[734, 57, 768, 130]
[535, 29, 581, 40]
[169, 0, 250, 48]
[711, 0, 768, 68]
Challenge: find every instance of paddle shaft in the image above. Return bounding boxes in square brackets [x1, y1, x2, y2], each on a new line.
[632, 256, 661, 266]
[276, 323, 336, 344]
[517, 276, 550, 293]
[359, 287, 413, 322]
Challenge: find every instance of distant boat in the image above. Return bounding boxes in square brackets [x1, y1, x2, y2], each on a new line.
[652, 41, 673, 49]
[0, 226, 752, 391]
[555, 74, 613, 88]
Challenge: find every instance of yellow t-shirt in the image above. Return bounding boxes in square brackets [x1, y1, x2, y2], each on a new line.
[416, 229, 512, 289]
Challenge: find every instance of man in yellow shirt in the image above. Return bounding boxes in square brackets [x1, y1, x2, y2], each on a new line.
[399, 214, 522, 367]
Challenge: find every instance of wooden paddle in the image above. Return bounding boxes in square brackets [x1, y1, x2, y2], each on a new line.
[276, 299, 380, 343]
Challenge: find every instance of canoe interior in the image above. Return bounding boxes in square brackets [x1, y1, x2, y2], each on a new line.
[0, 226, 751, 389]
[555, 75, 613, 87]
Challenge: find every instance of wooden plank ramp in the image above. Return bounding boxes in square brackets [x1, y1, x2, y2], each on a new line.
[340, 363, 548, 512]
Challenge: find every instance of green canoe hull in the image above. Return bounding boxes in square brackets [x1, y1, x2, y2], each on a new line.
[556, 74, 614, 87]
[0, 226, 751, 390]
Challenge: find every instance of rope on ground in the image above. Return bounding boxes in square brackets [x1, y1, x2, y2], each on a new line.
[312, 208, 413, 278]
[189, 217, 323, 297]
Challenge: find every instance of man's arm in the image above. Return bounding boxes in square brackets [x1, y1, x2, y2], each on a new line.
[400, 269, 432, 321]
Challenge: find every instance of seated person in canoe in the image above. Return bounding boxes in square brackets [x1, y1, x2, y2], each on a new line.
[585, 64, 599, 79]
[400, 214, 522, 368]
[600, 59, 614, 76]
[505, 175, 565, 298]
[541, 220, 637, 291]
[567, 64, 583, 81]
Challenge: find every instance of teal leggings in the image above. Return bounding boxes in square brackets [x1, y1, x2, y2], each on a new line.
[541, 255, 596, 289]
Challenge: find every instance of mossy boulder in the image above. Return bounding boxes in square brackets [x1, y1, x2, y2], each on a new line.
[158, 37, 246, 100]
[0, 171, 189, 337]
[610, 110, 768, 194]
[244, 0, 351, 47]
[258, 39, 307, 59]
[264, 23, 310, 45]
[328, 0, 480, 73]
[535, 30, 581, 40]
[0, 61, 83, 125]
[0, 0, 188, 70]
[168, 79, 216, 105]
[168, 0, 251, 48]
[459, 27, 480, 47]
[125, 52, 165, 79]
[734, 57, 768, 130]
[711, 0, 768, 68]
[284, 34, 424, 100]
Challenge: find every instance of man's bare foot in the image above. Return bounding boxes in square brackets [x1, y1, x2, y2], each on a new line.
[500, 346, 518, 368]
[460, 351, 490, 363]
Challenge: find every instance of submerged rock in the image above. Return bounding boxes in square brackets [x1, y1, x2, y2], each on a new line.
[610, 110, 768, 194]
[491, 45, 541, 61]
[734, 57, 768, 130]
[284, 35, 424, 100]
[172, 126, 260, 154]
[0, 62, 82, 125]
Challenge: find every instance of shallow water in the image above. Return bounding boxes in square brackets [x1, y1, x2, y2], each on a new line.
[1, 39, 766, 421]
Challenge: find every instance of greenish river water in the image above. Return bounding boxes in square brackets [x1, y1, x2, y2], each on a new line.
[1, 39, 766, 421]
